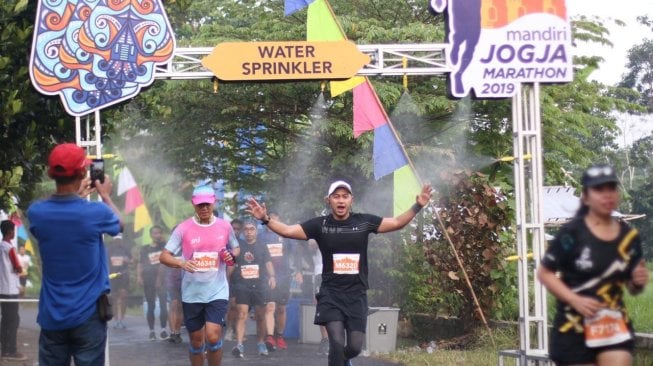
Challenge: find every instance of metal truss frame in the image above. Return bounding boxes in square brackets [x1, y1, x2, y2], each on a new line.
[78, 41, 548, 366]
[153, 43, 451, 79]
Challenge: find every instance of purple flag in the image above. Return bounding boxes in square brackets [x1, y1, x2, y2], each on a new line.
[373, 124, 408, 180]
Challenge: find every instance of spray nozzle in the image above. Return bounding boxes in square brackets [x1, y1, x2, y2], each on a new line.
[496, 154, 532, 163]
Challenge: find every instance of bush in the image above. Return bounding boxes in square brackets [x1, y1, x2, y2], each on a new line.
[392, 170, 518, 332]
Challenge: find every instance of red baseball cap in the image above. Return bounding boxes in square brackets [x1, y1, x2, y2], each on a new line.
[47, 143, 91, 178]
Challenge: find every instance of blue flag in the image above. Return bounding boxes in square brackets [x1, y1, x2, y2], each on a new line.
[285, 0, 316, 16]
[373, 124, 408, 180]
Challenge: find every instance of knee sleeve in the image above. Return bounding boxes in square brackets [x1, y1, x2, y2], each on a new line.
[189, 343, 206, 355]
[207, 339, 223, 352]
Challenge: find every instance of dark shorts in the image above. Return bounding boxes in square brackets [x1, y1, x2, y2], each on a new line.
[314, 287, 367, 333]
[549, 327, 635, 364]
[232, 284, 266, 307]
[182, 299, 228, 333]
[110, 275, 129, 291]
[266, 276, 291, 305]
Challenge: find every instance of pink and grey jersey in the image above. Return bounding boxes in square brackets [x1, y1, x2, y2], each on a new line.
[165, 216, 239, 303]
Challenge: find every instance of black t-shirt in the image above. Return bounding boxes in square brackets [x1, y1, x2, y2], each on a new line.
[259, 230, 293, 278]
[541, 217, 643, 332]
[232, 239, 272, 288]
[300, 213, 382, 292]
[139, 242, 164, 282]
[108, 243, 131, 274]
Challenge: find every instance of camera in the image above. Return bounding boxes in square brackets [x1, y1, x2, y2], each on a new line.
[90, 159, 105, 187]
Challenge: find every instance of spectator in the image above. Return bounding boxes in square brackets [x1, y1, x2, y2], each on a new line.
[0, 220, 25, 361]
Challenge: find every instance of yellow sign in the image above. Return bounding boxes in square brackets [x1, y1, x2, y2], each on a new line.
[201, 41, 370, 81]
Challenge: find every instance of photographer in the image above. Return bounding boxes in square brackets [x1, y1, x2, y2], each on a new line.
[27, 143, 122, 366]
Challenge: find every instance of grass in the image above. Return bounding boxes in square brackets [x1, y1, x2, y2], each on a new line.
[381, 327, 653, 366]
[625, 280, 653, 333]
[383, 271, 653, 366]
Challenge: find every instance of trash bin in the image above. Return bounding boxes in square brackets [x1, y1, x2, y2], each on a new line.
[364, 307, 399, 354]
[284, 297, 310, 339]
[300, 303, 323, 344]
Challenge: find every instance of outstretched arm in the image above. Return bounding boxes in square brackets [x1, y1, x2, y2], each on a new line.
[246, 197, 308, 240]
[378, 184, 432, 233]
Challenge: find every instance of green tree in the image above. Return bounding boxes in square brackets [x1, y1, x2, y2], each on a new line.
[88, 0, 652, 325]
[0, 0, 75, 211]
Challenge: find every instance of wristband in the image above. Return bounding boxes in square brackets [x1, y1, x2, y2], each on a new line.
[260, 215, 270, 225]
[411, 203, 423, 214]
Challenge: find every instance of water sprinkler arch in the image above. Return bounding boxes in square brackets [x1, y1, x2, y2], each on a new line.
[71, 42, 549, 366]
[64, 16, 549, 366]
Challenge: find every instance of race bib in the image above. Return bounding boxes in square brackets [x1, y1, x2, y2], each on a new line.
[110, 256, 125, 266]
[148, 251, 161, 265]
[192, 252, 219, 272]
[267, 243, 283, 257]
[333, 253, 360, 275]
[241, 264, 260, 279]
[584, 309, 632, 348]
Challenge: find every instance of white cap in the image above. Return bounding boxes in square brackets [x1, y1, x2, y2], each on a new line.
[327, 180, 352, 196]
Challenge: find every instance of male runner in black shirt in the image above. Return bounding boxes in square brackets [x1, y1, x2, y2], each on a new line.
[246, 180, 431, 366]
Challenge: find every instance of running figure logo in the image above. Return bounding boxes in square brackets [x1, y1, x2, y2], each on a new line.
[430, 0, 572, 98]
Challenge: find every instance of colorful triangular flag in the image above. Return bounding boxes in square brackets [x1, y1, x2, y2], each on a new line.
[117, 167, 153, 232]
[353, 79, 388, 137]
[285, 0, 317, 16]
[373, 124, 408, 180]
[394, 165, 422, 216]
[307, 0, 365, 97]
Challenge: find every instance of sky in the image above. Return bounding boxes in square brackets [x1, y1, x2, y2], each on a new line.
[567, 0, 653, 146]
[567, 0, 652, 85]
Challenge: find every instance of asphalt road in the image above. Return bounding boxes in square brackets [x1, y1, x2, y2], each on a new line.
[14, 303, 400, 366]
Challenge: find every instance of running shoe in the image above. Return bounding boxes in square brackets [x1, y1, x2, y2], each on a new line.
[317, 337, 329, 355]
[257, 342, 269, 356]
[174, 334, 183, 344]
[149, 331, 156, 341]
[275, 335, 287, 350]
[344, 359, 353, 366]
[232, 344, 244, 358]
[264, 335, 277, 352]
[160, 330, 169, 339]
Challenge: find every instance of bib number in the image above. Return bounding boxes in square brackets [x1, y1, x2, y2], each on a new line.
[332, 253, 360, 275]
[584, 309, 631, 348]
[148, 251, 161, 265]
[267, 243, 283, 257]
[241, 264, 260, 279]
[192, 252, 219, 272]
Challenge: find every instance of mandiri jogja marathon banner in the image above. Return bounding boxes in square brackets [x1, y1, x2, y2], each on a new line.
[431, 0, 573, 98]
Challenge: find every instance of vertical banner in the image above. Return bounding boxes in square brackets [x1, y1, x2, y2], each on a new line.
[430, 0, 572, 98]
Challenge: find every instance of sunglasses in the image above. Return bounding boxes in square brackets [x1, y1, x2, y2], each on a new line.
[585, 166, 614, 177]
